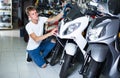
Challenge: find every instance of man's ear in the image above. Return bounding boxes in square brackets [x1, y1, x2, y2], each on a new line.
[28, 16, 31, 21]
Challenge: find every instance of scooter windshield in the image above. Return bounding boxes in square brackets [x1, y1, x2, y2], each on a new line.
[91, 19, 111, 28]
[63, 3, 84, 23]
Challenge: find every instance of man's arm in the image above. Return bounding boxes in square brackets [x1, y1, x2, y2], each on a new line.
[47, 12, 63, 23]
[47, 1, 71, 23]
[29, 28, 57, 42]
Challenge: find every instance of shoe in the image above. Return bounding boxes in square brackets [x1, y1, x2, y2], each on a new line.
[27, 54, 32, 62]
[41, 63, 47, 68]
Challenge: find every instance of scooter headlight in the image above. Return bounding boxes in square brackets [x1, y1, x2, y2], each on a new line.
[88, 26, 103, 41]
[64, 22, 81, 35]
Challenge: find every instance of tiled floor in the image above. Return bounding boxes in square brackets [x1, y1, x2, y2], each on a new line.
[0, 30, 83, 78]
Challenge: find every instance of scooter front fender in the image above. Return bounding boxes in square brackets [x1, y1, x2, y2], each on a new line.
[89, 44, 108, 62]
[65, 43, 77, 56]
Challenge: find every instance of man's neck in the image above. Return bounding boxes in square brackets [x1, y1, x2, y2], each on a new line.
[31, 20, 38, 24]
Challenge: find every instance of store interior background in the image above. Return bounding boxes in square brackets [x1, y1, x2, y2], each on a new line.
[1, 0, 108, 38]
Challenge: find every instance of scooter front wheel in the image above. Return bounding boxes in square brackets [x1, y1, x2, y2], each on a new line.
[59, 54, 73, 78]
[83, 58, 102, 78]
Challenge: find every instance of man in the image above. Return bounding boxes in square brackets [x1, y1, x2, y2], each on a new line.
[25, 5, 66, 68]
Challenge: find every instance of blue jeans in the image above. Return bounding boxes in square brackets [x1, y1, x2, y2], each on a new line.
[27, 38, 55, 67]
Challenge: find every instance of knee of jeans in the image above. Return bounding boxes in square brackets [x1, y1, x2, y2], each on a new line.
[51, 38, 56, 43]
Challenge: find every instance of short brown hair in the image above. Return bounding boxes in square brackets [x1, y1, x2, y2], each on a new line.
[25, 6, 36, 16]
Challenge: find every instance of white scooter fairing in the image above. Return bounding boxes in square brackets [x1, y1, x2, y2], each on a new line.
[57, 16, 89, 56]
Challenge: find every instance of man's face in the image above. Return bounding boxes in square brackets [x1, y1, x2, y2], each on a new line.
[28, 10, 39, 21]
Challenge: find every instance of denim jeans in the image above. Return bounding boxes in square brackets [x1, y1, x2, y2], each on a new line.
[27, 38, 55, 67]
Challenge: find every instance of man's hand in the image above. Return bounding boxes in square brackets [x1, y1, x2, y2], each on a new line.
[62, 3, 72, 17]
[49, 27, 58, 36]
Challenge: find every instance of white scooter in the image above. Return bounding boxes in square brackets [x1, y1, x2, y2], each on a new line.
[58, 14, 89, 78]
[56, 1, 99, 78]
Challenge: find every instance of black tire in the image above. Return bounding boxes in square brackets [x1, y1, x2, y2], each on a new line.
[50, 41, 62, 66]
[59, 54, 73, 78]
[83, 58, 102, 78]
